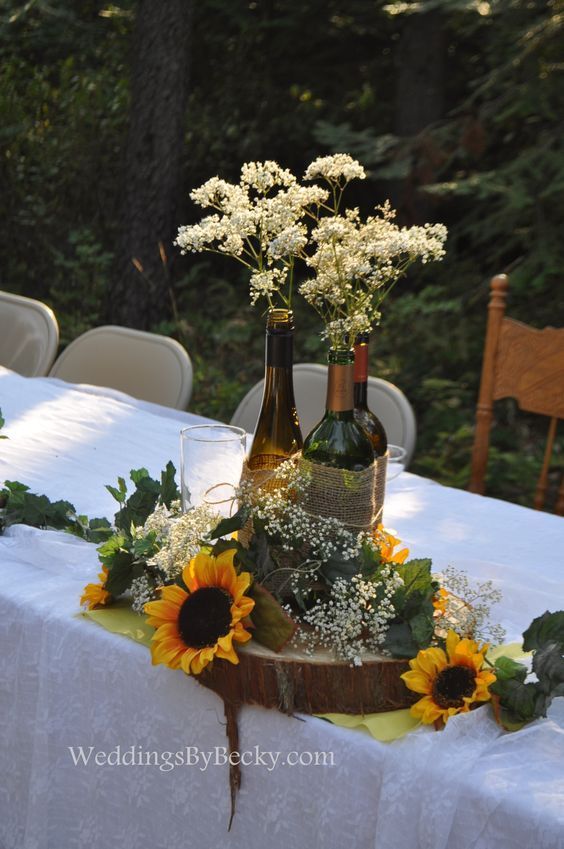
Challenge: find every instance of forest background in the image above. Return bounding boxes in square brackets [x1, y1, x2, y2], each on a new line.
[1, 0, 563, 507]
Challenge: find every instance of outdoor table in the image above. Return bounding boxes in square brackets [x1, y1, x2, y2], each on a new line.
[1, 364, 563, 849]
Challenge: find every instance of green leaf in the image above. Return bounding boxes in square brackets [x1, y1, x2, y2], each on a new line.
[320, 553, 361, 584]
[409, 612, 435, 648]
[104, 551, 135, 597]
[533, 642, 564, 690]
[160, 461, 180, 507]
[383, 621, 419, 658]
[87, 517, 113, 543]
[489, 677, 541, 723]
[493, 655, 528, 683]
[522, 611, 564, 653]
[106, 476, 127, 504]
[208, 506, 250, 540]
[248, 583, 296, 653]
[129, 468, 150, 486]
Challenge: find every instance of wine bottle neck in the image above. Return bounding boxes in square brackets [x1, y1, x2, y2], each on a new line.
[265, 331, 294, 370]
[353, 334, 369, 410]
[326, 362, 354, 415]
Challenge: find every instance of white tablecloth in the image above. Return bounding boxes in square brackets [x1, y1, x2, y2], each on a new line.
[1, 365, 563, 849]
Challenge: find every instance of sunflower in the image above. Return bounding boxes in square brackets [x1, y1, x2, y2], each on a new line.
[373, 524, 409, 565]
[80, 566, 112, 610]
[144, 548, 254, 676]
[401, 630, 496, 726]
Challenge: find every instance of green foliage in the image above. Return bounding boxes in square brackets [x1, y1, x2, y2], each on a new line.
[0, 409, 7, 439]
[0, 479, 113, 541]
[491, 611, 564, 729]
[383, 558, 438, 656]
[108, 463, 179, 534]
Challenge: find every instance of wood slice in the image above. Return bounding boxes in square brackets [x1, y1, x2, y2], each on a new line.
[198, 639, 417, 715]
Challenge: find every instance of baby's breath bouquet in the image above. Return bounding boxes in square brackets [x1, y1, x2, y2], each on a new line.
[298, 156, 447, 348]
[175, 160, 327, 309]
[176, 154, 447, 347]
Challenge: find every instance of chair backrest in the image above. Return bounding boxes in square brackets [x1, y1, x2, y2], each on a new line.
[0, 290, 59, 377]
[469, 274, 564, 513]
[230, 362, 417, 466]
[49, 325, 193, 410]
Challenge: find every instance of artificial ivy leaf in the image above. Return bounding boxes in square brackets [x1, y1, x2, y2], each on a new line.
[489, 677, 540, 723]
[208, 506, 250, 540]
[533, 642, 564, 689]
[209, 538, 239, 557]
[320, 553, 361, 584]
[160, 461, 180, 507]
[383, 621, 419, 658]
[115, 476, 160, 532]
[393, 559, 434, 612]
[409, 612, 435, 648]
[493, 655, 528, 683]
[104, 551, 135, 597]
[131, 530, 159, 560]
[129, 468, 150, 486]
[87, 517, 113, 543]
[248, 583, 296, 653]
[523, 611, 564, 653]
[397, 558, 434, 595]
[97, 533, 129, 567]
[249, 529, 276, 582]
[106, 476, 127, 504]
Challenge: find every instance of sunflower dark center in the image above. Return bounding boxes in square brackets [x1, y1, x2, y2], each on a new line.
[178, 587, 232, 649]
[432, 664, 476, 709]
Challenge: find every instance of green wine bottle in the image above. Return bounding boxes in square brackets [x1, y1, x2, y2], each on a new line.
[353, 332, 388, 457]
[248, 308, 303, 471]
[302, 348, 374, 471]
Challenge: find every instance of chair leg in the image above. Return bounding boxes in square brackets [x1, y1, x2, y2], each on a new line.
[534, 417, 558, 511]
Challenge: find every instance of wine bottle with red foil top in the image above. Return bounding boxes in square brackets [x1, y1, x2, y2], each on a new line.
[248, 308, 303, 471]
[302, 348, 374, 471]
[353, 333, 388, 457]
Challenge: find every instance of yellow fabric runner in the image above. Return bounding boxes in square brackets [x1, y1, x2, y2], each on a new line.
[83, 605, 526, 744]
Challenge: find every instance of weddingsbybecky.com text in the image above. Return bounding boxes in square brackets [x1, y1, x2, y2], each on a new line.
[68, 745, 335, 772]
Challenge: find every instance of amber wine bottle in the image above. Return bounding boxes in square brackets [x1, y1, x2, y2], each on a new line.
[302, 348, 374, 471]
[353, 333, 388, 457]
[248, 308, 303, 471]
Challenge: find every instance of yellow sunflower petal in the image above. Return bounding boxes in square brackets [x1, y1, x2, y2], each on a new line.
[231, 571, 252, 603]
[401, 670, 433, 695]
[410, 695, 443, 724]
[416, 647, 447, 678]
[215, 644, 239, 664]
[232, 625, 252, 644]
[179, 648, 200, 675]
[445, 629, 462, 661]
[191, 646, 217, 675]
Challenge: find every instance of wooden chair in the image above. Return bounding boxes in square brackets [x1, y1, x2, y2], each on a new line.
[469, 274, 564, 513]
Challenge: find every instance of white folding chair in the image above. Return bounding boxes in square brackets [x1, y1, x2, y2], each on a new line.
[49, 325, 193, 410]
[230, 362, 417, 466]
[0, 290, 59, 377]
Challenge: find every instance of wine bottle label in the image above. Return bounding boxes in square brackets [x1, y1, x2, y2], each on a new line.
[326, 364, 354, 412]
[266, 334, 293, 368]
[354, 343, 369, 383]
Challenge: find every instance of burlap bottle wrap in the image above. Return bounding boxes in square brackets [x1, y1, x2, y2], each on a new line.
[298, 455, 377, 532]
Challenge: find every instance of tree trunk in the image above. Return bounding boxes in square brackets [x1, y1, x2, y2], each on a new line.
[395, 10, 445, 137]
[392, 9, 446, 222]
[111, 0, 193, 329]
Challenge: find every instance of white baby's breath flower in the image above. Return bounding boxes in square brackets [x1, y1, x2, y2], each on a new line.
[304, 154, 366, 183]
[240, 160, 297, 193]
